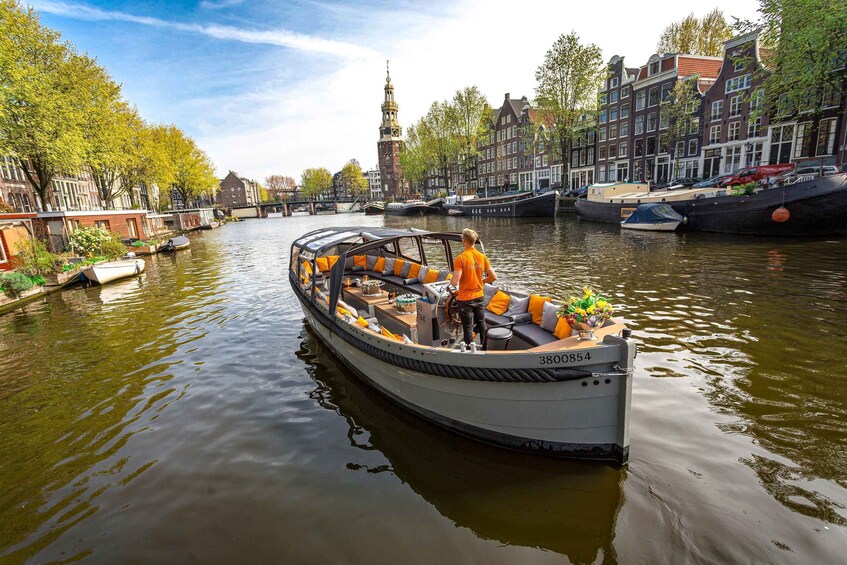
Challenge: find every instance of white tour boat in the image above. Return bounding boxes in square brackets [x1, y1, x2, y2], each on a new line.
[290, 227, 636, 465]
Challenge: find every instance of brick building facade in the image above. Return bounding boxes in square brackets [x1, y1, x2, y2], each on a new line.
[217, 170, 259, 208]
[377, 65, 405, 200]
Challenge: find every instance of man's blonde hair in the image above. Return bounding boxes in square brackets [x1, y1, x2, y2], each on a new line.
[462, 228, 478, 245]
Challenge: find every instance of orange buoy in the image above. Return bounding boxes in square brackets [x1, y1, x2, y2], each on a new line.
[772, 206, 790, 223]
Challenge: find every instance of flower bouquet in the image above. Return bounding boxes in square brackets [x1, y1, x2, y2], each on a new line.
[557, 287, 614, 340]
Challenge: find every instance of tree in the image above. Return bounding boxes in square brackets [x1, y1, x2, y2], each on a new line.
[159, 126, 218, 208]
[256, 182, 269, 203]
[0, 1, 90, 210]
[300, 167, 332, 200]
[86, 101, 139, 209]
[656, 10, 734, 57]
[399, 124, 428, 193]
[741, 0, 847, 120]
[660, 76, 701, 179]
[447, 86, 489, 195]
[120, 122, 174, 210]
[340, 159, 367, 197]
[265, 174, 296, 201]
[418, 101, 457, 193]
[534, 32, 604, 189]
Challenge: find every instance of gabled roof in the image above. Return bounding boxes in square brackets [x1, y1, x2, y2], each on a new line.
[677, 56, 723, 79]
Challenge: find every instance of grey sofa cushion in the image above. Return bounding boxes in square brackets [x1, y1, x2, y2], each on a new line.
[400, 261, 413, 277]
[483, 283, 499, 305]
[513, 323, 557, 347]
[540, 301, 559, 332]
[507, 295, 529, 316]
[508, 312, 533, 325]
[484, 311, 511, 327]
[352, 265, 364, 272]
[344, 255, 354, 270]
[437, 269, 451, 282]
[382, 257, 396, 275]
[366, 255, 377, 271]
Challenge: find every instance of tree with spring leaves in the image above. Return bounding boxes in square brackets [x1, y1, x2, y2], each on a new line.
[340, 159, 367, 197]
[657, 10, 734, 57]
[0, 1, 93, 210]
[534, 32, 604, 189]
[159, 126, 218, 208]
[739, 0, 847, 121]
[399, 124, 428, 195]
[265, 175, 296, 201]
[660, 76, 701, 179]
[300, 167, 333, 200]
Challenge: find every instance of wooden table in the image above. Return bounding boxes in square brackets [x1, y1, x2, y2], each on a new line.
[374, 302, 418, 342]
[342, 285, 389, 316]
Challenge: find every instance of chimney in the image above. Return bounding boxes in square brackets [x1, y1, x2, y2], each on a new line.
[505, 92, 510, 100]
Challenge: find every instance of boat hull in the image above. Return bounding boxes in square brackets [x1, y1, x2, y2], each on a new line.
[364, 205, 384, 215]
[295, 288, 633, 464]
[444, 190, 559, 218]
[82, 259, 145, 285]
[576, 175, 847, 236]
[384, 204, 435, 216]
[620, 221, 680, 232]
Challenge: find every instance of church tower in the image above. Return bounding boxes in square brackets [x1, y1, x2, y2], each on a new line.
[377, 62, 404, 200]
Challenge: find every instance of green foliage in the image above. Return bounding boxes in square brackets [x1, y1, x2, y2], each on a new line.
[340, 160, 367, 196]
[657, 10, 734, 56]
[731, 182, 757, 195]
[68, 226, 126, 258]
[131, 240, 149, 247]
[534, 32, 604, 188]
[159, 125, 218, 207]
[739, 0, 847, 120]
[0, 271, 35, 295]
[300, 167, 333, 199]
[660, 77, 701, 177]
[12, 238, 64, 276]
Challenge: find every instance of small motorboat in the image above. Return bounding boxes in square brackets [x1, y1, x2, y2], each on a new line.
[621, 203, 684, 232]
[290, 227, 637, 465]
[157, 235, 190, 252]
[83, 258, 145, 285]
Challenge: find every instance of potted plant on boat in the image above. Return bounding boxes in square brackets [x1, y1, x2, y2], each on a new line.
[558, 287, 615, 340]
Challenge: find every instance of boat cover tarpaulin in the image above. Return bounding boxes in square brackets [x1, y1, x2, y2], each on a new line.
[624, 203, 684, 224]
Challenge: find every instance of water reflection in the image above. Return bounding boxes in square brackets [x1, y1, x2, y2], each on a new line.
[298, 329, 624, 563]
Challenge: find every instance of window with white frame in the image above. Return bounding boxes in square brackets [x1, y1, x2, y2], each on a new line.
[636, 90, 646, 110]
[647, 112, 657, 132]
[822, 84, 842, 108]
[648, 87, 659, 106]
[610, 91, 619, 103]
[609, 144, 617, 158]
[635, 115, 644, 135]
[599, 127, 607, 141]
[748, 117, 762, 138]
[690, 117, 699, 134]
[734, 60, 744, 72]
[599, 146, 607, 160]
[729, 95, 742, 117]
[620, 122, 629, 137]
[600, 110, 607, 123]
[609, 124, 618, 139]
[711, 100, 723, 121]
[750, 89, 764, 112]
[688, 138, 698, 156]
[620, 103, 630, 118]
[746, 141, 763, 166]
[661, 83, 672, 101]
[816, 118, 837, 155]
[675, 141, 685, 157]
[649, 61, 660, 75]
[610, 107, 618, 121]
[726, 145, 743, 172]
[611, 77, 619, 88]
[598, 168, 607, 182]
[728, 121, 741, 141]
[600, 93, 608, 105]
[794, 122, 811, 158]
[725, 74, 752, 93]
[709, 125, 721, 144]
[622, 86, 630, 98]
[551, 164, 562, 185]
[619, 142, 628, 157]
[685, 160, 699, 178]
[659, 112, 669, 130]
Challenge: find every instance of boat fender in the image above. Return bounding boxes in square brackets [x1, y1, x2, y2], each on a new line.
[772, 206, 790, 223]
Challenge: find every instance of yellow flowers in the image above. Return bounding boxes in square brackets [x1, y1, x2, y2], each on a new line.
[558, 286, 615, 326]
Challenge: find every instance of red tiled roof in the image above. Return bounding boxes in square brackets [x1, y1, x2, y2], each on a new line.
[677, 56, 722, 79]
[637, 67, 647, 80]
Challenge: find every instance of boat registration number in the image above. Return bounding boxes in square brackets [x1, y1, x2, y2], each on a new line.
[539, 352, 591, 365]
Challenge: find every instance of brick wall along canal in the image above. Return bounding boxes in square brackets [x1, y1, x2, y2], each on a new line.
[1, 215, 845, 563]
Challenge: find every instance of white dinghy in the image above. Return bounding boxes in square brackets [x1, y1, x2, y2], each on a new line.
[83, 258, 145, 285]
[290, 227, 637, 465]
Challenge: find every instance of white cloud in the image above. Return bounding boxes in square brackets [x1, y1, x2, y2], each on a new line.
[31, 0, 762, 182]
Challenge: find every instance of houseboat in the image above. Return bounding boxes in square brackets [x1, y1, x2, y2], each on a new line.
[289, 227, 636, 465]
[443, 190, 559, 218]
[384, 201, 435, 216]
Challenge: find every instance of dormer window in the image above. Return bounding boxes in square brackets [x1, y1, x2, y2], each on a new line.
[610, 77, 619, 88]
[649, 61, 660, 75]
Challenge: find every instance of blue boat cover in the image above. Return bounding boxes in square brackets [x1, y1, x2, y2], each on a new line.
[624, 203, 684, 224]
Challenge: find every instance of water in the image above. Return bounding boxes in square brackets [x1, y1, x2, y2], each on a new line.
[1, 214, 845, 563]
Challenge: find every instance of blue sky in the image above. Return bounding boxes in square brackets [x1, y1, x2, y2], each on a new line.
[31, 0, 761, 182]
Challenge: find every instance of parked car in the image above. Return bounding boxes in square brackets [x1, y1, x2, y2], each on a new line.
[771, 165, 840, 185]
[719, 164, 795, 187]
[693, 174, 732, 188]
[563, 185, 589, 198]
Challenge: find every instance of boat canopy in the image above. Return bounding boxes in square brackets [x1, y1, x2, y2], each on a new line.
[623, 203, 684, 224]
[290, 226, 483, 317]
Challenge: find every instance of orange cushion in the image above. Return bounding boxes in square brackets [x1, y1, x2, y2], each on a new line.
[486, 290, 511, 315]
[553, 317, 572, 339]
[423, 269, 439, 284]
[528, 294, 551, 325]
[408, 263, 421, 279]
[301, 261, 313, 275]
[393, 258, 406, 276]
[337, 306, 353, 318]
[356, 316, 369, 327]
[373, 257, 386, 272]
[354, 255, 367, 268]
[315, 256, 329, 272]
[327, 255, 339, 270]
[381, 326, 403, 341]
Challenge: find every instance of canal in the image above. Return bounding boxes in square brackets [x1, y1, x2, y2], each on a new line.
[1, 214, 845, 563]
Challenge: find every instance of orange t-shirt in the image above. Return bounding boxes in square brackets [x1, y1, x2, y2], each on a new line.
[453, 248, 490, 301]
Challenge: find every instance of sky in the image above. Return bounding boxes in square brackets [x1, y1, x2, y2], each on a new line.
[31, 0, 762, 182]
